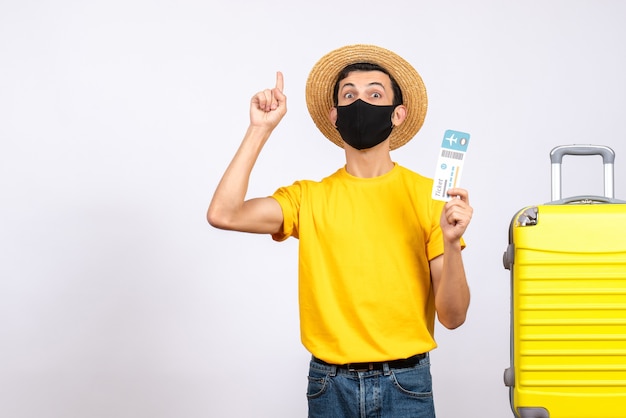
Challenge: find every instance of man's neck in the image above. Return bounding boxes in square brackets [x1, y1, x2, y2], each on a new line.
[344, 143, 394, 178]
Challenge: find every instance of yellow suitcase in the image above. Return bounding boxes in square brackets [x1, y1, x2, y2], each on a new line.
[503, 145, 626, 418]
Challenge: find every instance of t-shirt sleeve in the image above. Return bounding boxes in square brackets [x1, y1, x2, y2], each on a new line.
[270, 181, 302, 242]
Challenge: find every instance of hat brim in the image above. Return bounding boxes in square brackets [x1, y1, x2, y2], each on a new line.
[305, 44, 428, 150]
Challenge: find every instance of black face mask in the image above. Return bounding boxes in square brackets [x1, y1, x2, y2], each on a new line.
[335, 99, 396, 150]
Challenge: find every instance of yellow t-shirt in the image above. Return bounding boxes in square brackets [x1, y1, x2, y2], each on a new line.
[271, 163, 455, 364]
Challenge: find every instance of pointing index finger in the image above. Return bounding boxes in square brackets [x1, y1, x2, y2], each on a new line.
[275, 71, 284, 92]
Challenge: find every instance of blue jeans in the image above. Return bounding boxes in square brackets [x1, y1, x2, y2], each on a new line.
[307, 354, 435, 418]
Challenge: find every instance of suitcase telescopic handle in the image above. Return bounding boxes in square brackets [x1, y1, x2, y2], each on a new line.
[549, 144, 615, 201]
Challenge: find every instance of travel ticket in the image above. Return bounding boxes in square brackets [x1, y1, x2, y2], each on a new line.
[432, 130, 471, 201]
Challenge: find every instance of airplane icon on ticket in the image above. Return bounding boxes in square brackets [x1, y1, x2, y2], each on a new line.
[445, 133, 458, 146]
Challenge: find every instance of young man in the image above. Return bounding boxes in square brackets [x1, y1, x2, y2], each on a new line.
[208, 44, 472, 418]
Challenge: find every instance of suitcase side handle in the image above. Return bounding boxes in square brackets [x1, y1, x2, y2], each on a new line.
[549, 144, 615, 201]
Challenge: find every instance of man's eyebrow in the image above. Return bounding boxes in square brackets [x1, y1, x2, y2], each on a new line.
[367, 82, 386, 89]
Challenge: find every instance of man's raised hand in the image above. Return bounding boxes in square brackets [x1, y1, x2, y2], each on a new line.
[250, 71, 287, 129]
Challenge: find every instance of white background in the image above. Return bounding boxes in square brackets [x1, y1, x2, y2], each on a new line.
[2, 1, 626, 417]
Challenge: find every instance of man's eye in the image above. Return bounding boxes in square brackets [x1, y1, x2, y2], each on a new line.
[372, 92, 381, 98]
[344, 92, 354, 99]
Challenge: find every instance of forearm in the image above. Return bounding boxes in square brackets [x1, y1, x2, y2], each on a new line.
[207, 125, 272, 229]
[434, 239, 470, 329]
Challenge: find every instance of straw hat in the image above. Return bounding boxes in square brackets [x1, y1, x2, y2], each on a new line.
[305, 44, 428, 150]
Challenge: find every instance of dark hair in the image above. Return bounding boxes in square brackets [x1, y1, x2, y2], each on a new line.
[332, 62, 404, 106]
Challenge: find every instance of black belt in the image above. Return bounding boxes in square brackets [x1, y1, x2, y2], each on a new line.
[313, 353, 426, 372]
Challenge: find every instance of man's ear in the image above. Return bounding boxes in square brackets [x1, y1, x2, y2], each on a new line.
[329, 107, 338, 126]
[392, 105, 407, 127]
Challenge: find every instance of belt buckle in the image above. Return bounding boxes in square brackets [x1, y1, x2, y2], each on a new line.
[347, 362, 375, 372]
